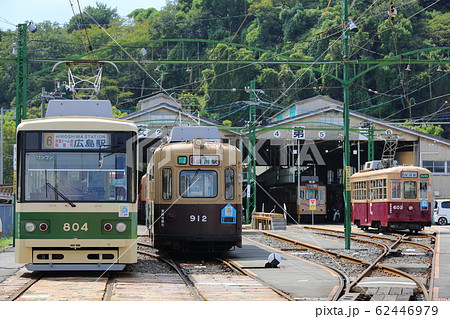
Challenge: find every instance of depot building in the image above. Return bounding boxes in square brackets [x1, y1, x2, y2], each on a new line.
[123, 94, 450, 217]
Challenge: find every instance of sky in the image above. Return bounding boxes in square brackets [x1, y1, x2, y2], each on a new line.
[0, 0, 168, 31]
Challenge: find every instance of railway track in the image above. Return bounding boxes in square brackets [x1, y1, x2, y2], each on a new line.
[246, 226, 435, 301]
[135, 242, 290, 301]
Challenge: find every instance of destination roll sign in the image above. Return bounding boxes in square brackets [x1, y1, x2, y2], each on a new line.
[43, 132, 110, 149]
[189, 155, 220, 166]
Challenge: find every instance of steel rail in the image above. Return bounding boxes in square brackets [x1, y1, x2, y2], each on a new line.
[137, 243, 204, 301]
[8, 274, 42, 301]
[301, 225, 403, 241]
[261, 230, 370, 265]
[217, 257, 295, 301]
[261, 230, 431, 300]
[102, 273, 115, 301]
[346, 235, 404, 293]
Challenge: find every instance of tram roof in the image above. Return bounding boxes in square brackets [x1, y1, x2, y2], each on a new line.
[17, 116, 137, 132]
[351, 165, 431, 179]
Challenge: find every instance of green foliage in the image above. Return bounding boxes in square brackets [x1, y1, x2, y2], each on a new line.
[401, 121, 444, 137]
[0, 237, 13, 250]
[0, 0, 448, 156]
[67, 2, 119, 33]
[222, 119, 232, 126]
[428, 12, 450, 46]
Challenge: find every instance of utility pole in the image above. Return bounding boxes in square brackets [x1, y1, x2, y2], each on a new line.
[342, 0, 352, 249]
[368, 122, 374, 162]
[245, 80, 258, 224]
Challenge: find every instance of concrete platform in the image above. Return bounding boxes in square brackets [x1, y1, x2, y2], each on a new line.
[0, 250, 24, 284]
[226, 231, 341, 300]
[431, 225, 450, 300]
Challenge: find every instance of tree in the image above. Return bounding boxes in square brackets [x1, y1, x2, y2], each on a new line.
[401, 121, 444, 137]
[67, 2, 119, 33]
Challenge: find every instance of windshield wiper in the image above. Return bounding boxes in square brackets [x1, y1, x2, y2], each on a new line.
[46, 182, 76, 207]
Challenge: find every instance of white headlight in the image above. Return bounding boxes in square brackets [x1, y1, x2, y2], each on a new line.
[116, 222, 127, 233]
[25, 222, 36, 232]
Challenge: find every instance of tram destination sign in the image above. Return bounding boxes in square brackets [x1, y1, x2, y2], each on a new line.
[190, 155, 220, 166]
[43, 132, 110, 149]
[401, 171, 418, 178]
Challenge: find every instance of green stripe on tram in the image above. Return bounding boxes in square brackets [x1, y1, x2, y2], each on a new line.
[17, 211, 137, 239]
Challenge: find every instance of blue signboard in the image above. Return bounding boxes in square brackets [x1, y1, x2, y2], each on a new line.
[221, 204, 236, 224]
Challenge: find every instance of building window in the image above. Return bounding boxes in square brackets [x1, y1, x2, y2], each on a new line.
[423, 160, 446, 173]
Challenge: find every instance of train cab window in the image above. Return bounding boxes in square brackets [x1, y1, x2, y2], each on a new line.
[391, 181, 402, 200]
[180, 170, 217, 198]
[162, 168, 172, 200]
[225, 168, 235, 200]
[419, 181, 429, 199]
[404, 181, 417, 199]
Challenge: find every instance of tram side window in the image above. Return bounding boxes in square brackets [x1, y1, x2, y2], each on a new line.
[319, 189, 325, 201]
[224, 168, 235, 200]
[162, 168, 172, 200]
[419, 181, 429, 199]
[404, 181, 417, 199]
[391, 181, 401, 199]
[370, 179, 387, 200]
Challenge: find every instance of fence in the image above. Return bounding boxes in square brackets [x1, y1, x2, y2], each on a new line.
[0, 204, 13, 237]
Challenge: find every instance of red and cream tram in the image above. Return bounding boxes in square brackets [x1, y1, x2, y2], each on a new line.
[351, 165, 432, 233]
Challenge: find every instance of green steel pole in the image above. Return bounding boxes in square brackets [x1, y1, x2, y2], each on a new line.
[342, 0, 351, 249]
[15, 23, 28, 127]
[246, 80, 257, 224]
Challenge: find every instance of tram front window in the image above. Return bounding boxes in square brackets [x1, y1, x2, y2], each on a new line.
[404, 181, 417, 199]
[180, 170, 217, 198]
[300, 189, 319, 200]
[24, 152, 128, 202]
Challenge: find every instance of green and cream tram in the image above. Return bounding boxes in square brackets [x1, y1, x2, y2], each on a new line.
[15, 100, 138, 271]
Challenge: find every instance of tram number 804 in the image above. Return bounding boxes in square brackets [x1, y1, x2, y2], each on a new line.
[63, 222, 88, 232]
[189, 215, 207, 223]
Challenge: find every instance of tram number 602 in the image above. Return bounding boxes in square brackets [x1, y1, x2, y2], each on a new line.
[63, 222, 88, 232]
[189, 215, 207, 223]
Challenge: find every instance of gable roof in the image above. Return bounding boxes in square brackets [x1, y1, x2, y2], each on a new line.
[264, 102, 450, 147]
[269, 95, 343, 121]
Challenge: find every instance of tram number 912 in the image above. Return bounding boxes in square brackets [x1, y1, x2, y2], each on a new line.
[189, 215, 207, 223]
[63, 222, 88, 232]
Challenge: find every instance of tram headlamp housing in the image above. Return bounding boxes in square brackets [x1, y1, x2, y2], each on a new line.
[25, 222, 36, 233]
[408, 205, 414, 211]
[116, 222, 127, 233]
[39, 223, 48, 232]
[104, 223, 113, 232]
[193, 137, 205, 148]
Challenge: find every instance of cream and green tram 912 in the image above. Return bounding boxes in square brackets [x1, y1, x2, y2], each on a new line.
[15, 100, 138, 271]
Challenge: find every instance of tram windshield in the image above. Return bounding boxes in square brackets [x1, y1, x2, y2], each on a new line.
[24, 152, 128, 202]
[180, 170, 218, 198]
